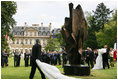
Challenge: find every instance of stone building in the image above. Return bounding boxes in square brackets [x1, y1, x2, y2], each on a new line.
[8, 23, 51, 53]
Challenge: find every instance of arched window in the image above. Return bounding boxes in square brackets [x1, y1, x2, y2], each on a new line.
[17, 32, 20, 35]
[38, 31, 41, 36]
[21, 39, 23, 44]
[21, 31, 24, 35]
[34, 32, 36, 36]
[17, 39, 19, 44]
[42, 31, 46, 36]
[25, 39, 28, 44]
[30, 32, 32, 36]
[15, 32, 17, 35]
[43, 27, 45, 30]
[30, 39, 32, 44]
[26, 32, 28, 36]
[39, 27, 41, 30]
[43, 40, 45, 45]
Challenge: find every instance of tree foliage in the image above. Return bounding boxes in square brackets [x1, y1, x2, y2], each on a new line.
[45, 38, 61, 52]
[93, 2, 113, 31]
[84, 3, 114, 49]
[96, 10, 117, 48]
[83, 12, 98, 50]
[1, 1, 17, 52]
[56, 32, 65, 48]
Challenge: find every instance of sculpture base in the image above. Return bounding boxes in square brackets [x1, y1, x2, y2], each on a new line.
[63, 64, 90, 76]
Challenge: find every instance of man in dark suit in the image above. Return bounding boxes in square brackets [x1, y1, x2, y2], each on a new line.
[14, 50, 19, 67]
[86, 48, 94, 68]
[102, 45, 110, 69]
[17, 51, 21, 67]
[1, 49, 7, 68]
[89, 48, 94, 68]
[24, 50, 30, 67]
[62, 48, 68, 67]
[57, 52, 61, 65]
[85, 48, 90, 66]
[29, 39, 46, 79]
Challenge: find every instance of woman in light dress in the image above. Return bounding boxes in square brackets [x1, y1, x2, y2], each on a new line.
[92, 48, 106, 70]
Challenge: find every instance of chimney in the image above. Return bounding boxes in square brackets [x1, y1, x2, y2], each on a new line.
[49, 23, 52, 33]
[49, 23, 51, 26]
[41, 22, 43, 27]
[24, 22, 27, 26]
[32, 24, 39, 26]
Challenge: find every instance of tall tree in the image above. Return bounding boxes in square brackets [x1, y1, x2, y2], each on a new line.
[93, 2, 113, 31]
[96, 10, 117, 48]
[56, 33, 65, 48]
[1, 1, 17, 52]
[83, 12, 98, 49]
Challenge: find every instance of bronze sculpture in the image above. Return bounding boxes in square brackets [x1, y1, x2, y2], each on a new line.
[61, 3, 88, 65]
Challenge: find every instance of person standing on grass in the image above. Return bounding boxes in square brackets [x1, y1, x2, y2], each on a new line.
[1, 49, 7, 68]
[87, 48, 94, 68]
[109, 48, 114, 67]
[24, 50, 30, 67]
[14, 50, 18, 67]
[62, 48, 68, 67]
[94, 49, 98, 64]
[57, 52, 61, 65]
[102, 45, 110, 69]
[29, 39, 46, 79]
[17, 51, 21, 67]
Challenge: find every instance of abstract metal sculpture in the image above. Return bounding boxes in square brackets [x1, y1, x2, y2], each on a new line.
[61, 3, 88, 65]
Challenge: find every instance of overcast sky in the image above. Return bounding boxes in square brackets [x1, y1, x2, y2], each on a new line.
[13, 0, 117, 29]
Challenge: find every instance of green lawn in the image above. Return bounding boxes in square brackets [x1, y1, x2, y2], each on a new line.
[1, 57, 117, 79]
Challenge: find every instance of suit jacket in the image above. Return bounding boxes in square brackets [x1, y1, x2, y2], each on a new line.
[31, 43, 42, 61]
[102, 48, 109, 59]
[88, 51, 94, 60]
[24, 53, 30, 60]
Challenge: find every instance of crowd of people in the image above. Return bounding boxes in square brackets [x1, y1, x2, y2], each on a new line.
[1, 49, 63, 68]
[81, 45, 117, 69]
[1, 45, 117, 69]
[1, 38, 117, 79]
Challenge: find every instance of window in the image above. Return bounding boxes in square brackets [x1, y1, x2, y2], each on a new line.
[43, 40, 45, 45]
[21, 39, 23, 44]
[39, 27, 41, 30]
[34, 32, 36, 36]
[21, 31, 24, 35]
[43, 27, 45, 30]
[43, 32, 46, 36]
[26, 32, 28, 36]
[17, 32, 20, 35]
[38, 31, 41, 36]
[15, 32, 17, 35]
[30, 32, 32, 36]
[17, 39, 19, 44]
[25, 39, 27, 44]
[30, 39, 32, 44]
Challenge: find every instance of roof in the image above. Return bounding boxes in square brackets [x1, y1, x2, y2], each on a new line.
[11, 26, 51, 36]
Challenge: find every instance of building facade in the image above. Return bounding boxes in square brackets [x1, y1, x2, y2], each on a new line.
[8, 23, 51, 53]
